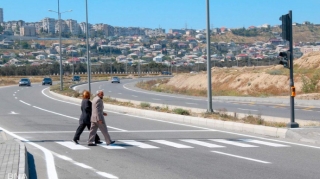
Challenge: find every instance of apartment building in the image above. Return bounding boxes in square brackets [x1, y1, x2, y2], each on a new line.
[0, 8, 3, 23]
[65, 19, 79, 35]
[20, 26, 36, 36]
[42, 17, 55, 34]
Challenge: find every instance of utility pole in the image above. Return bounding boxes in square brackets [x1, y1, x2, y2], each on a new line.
[206, 0, 213, 112]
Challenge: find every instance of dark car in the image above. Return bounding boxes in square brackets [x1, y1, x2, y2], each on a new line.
[111, 76, 120, 83]
[72, 75, 81, 82]
[42, 77, 52, 85]
[161, 71, 172, 75]
[19, 78, 31, 86]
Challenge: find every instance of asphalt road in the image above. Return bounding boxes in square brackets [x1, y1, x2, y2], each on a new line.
[74, 78, 320, 121]
[1, 83, 320, 179]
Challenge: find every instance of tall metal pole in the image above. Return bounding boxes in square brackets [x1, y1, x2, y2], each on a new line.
[58, 0, 63, 91]
[85, 0, 91, 93]
[288, 10, 298, 128]
[206, 0, 213, 112]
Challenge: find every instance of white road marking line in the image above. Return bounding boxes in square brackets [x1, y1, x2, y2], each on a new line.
[150, 140, 193, 148]
[13, 94, 15, 96]
[0, 127, 58, 179]
[152, 98, 161, 100]
[55, 155, 72, 161]
[186, 102, 198, 105]
[56, 141, 90, 150]
[210, 139, 258, 147]
[12, 129, 212, 133]
[132, 95, 138, 97]
[15, 97, 17, 99]
[119, 140, 159, 149]
[9, 111, 19, 114]
[180, 139, 225, 148]
[96, 172, 119, 179]
[55, 153, 119, 179]
[42, 88, 320, 149]
[240, 139, 290, 147]
[99, 143, 126, 149]
[108, 126, 127, 131]
[109, 91, 112, 92]
[74, 162, 93, 169]
[212, 151, 271, 164]
[238, 108, 258, 111]
[118, 93, 122, 94]
[20, 100, 31, 106]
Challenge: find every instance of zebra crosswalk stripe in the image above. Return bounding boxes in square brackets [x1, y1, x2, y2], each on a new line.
[180, 139, 225, 148]
[150, 140, 193, 148]
[239, 139, 290, 147]
[119, 140, 159, 149]
[56, 141, 90, 150]
[210, 139, 258, 147]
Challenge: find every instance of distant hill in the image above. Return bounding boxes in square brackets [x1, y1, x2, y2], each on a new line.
[211, 25, 320, 44]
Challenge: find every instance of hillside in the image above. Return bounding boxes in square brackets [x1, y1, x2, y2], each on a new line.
[211, 25, 320, 44]
[166, 51, 320, 99]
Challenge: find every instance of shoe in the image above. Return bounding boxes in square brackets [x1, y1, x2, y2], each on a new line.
[72, 139, 79, 144]
[95, 141, 103, 144]
[107, 140, 115, 145]
[88, 143, 97, 146]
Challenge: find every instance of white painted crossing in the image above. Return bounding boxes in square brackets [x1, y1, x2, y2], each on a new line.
[180, 139, 225, 148]
[119, 140, 159, 149]
[210, 139, 258, 147]
[56, 142, 90, 150]
[99, 142, 126, 149]
[55, 138, 290, 151]
[150, 140, 193, 148]
[240, 139, 290, 147]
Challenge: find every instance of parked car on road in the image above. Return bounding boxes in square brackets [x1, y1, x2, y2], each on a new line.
[42, 77, 52, 85]
[19, 78, 31, 86]
[72, 75, 81, 82]
[111, 76, 120, 83]
[161, 71, 172, 75]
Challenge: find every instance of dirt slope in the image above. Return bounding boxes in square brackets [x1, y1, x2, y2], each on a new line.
[167, 52, 320, 98]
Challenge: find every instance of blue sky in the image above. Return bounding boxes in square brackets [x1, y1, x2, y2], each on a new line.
[1, 0, 320, 31]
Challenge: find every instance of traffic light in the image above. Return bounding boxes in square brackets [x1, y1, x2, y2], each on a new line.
[279, 14, 291, 41]
[279, 51, 290, 69]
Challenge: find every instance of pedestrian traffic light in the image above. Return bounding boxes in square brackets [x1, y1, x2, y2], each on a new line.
[279, 14, 291, 41]
[279, 51, 290, 69]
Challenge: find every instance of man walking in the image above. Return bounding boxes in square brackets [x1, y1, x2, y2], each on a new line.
[88, 90, 115, 146]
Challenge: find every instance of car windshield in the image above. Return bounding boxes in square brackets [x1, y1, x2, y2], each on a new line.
[20, 79, 28, 81]
[112, 77, 118, 80]
[44, 78, 51, 81]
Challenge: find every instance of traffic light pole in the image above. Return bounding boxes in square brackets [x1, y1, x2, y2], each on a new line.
[288, 10, 299, 128]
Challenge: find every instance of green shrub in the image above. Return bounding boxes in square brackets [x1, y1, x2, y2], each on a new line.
[301, 73, 319, 93]
[140, 102, 151, 108]
[172, 108, 190, 115]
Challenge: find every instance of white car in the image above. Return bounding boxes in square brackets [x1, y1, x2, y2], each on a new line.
[111, 76, 120, 83]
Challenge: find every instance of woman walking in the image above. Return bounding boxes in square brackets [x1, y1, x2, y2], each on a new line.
[72, 90, 101, 144]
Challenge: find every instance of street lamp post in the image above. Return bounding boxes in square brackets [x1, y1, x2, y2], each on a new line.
[206, 0, 213, 112]
[49, 2, 72, 91]
[85, 0, 91, 93]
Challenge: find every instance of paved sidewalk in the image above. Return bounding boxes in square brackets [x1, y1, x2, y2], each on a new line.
[0, 131, 28, 179]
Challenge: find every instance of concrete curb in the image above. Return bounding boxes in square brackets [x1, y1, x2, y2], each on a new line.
[17, 140, 28, 179]
[49, 90, 289, 139]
